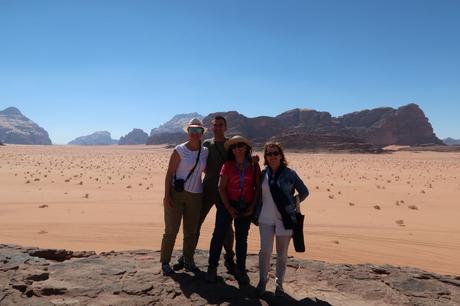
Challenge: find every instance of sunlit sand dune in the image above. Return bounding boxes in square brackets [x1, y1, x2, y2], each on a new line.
[0, 145, 459, 275]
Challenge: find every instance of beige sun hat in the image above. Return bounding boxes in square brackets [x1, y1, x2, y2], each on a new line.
[183, 118, 207, 133]
[224, 135, 252, 150]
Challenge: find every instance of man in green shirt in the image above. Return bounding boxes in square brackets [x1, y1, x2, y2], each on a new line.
[174, 116, 236, 273]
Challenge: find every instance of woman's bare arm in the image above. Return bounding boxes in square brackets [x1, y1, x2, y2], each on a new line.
[163, 150, 180, 208]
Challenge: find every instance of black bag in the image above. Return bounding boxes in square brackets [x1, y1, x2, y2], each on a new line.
[173, 178, 185, 192]
[174, 145, 201, 192]
[292, 212, 305, 253]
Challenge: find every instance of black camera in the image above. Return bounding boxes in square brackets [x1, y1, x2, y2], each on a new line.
[174, 178, 185, 192]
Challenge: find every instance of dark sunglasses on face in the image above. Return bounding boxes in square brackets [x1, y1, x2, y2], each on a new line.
[188, 127, 204, 134]
[231, 142, 246, 149]
[266, 151, 280, 157]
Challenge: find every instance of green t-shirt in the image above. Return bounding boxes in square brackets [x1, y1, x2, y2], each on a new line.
[202, 137, 227, 197]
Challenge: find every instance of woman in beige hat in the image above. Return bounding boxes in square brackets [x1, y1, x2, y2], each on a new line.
[160, 118, 209, 276]
[206, 135, 261, 285]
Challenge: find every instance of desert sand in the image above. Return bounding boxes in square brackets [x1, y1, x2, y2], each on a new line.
[0, 145, 459, 275]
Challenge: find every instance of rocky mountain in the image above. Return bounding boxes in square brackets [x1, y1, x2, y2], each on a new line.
[147, 104, 442, 150]
[146, 131, 187, 145]
[336, 103, 442, 146]
[270, 133, 384, 153]
[443, 137, 460, 145]
[118, 128, 149, 145]
[1, 244, 459, 305]
[68, 131, 118, 146]
[150, 112, 203, 136]
[0, 107, 52, 145]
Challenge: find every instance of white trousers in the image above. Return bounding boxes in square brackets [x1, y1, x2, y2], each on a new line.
[258, 223, 291, 287]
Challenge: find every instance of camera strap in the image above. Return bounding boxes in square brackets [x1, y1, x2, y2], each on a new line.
[175, 143, 202, 183]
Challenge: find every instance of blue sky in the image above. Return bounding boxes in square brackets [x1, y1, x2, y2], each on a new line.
[1, 0, 459, 144]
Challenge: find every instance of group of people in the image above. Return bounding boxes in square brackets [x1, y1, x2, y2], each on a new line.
[160, 116, 309, 296]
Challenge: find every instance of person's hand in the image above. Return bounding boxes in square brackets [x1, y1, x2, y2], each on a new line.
[163, 195, 173, 208]
[294, 195, 301, 210]
[242, 203, 255, 217]
[225, 204, 239, 219]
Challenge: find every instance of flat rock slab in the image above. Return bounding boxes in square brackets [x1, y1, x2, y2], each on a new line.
[1, 244, 459, 305]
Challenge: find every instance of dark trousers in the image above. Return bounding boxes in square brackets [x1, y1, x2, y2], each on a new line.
[208, 201, 251, 271]
[195, 192, 234, 258]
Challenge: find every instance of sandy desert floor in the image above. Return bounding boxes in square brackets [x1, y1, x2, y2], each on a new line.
[0, 145, 459, 275]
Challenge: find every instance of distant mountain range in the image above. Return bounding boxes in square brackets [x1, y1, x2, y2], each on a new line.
[68, 131, 118, 145]
[68, 129, 148, 146]
[0, 105, 452, 150]
[0, 107, 52, 145]
[146, 103, 444, 151]
[443, 137, 460, 145]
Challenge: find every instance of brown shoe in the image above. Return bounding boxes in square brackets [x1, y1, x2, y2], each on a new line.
[161, 263, 174, 276]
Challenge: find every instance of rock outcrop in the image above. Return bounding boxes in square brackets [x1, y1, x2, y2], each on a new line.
[270, 133, 383, 153]
[146, 113, 203, 145]
[150, 113, 203, 136]
[147, 104, 442, 150]
[1, 244, 458, 305]
[68, 131, 118, 146]
[0, 107, 52, 145]
[443, 138, 460, 145]
[336, 104, 443, 146]
[119, 129, 149, 145]
[146, 132, 188, 146]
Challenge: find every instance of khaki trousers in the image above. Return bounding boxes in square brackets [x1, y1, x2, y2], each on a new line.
[160, 189, 203, 264]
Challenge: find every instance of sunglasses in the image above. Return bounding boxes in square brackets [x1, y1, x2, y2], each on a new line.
[188, 127, 204, 134]
[231, 142, 246, 149]
[266, 151, 280, 157]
